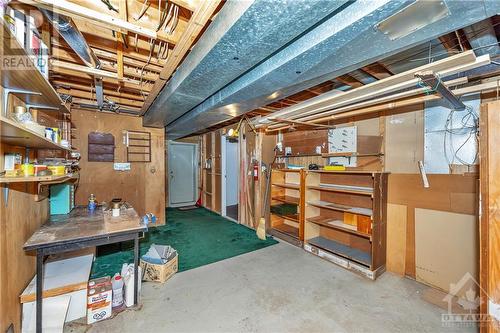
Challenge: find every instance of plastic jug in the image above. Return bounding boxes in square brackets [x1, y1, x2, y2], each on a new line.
[111, 273, 124, 308]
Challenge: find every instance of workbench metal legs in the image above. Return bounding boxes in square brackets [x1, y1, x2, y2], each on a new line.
[36, 250, 44, 333]
[134, 234, 139, 305]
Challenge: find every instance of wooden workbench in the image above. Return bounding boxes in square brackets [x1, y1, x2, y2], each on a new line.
[24, 205, 147, 333]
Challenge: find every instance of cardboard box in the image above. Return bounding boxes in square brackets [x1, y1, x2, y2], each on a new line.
[343, 212, 358, 227]
[356, 215, 372, 234]
[87, 277, 112, 324]
[140, 253, 178, 283]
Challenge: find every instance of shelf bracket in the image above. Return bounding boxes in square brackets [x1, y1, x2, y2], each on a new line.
[25, 104, 59, 113]
[2, 88, 42, 116]
[2, 184, 9, 207]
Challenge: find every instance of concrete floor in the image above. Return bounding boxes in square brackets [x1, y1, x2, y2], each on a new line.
[67, 241, 476, 333]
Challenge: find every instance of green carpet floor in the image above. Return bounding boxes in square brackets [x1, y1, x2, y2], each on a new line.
[91, 207, 277, 278]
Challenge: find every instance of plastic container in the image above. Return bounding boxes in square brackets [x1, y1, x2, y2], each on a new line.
[121, 263, 142, 307]
[47, 165, 65, 176]
[21, 163, 34, 177]
[111, 274, 124, 308]
[88, 194, 97, 211]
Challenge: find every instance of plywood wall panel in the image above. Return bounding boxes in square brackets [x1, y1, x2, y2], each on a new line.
[71, 110, 165, 223]
[388, 173, 478, 279]
[0, 151, 49, 332]
[415, 208, 477, 298]
[384, 105, 424, 173]
[386, 204, 407, 276]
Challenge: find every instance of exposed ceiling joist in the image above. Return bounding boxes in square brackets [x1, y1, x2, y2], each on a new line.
[51, 46, 159, 80]
[360, 63, 393, 80]
[50, 66, 153, 91]
[336, 74, 364, 88]
[53, 81, 147, 101]
[57, 87, 144, 108]
[140, 0, 221, 114]
[20, 0, 162, 39]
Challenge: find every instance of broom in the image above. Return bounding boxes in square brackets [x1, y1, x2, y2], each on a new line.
[256, 167, 270, 240]
[257, 147, 277, 240]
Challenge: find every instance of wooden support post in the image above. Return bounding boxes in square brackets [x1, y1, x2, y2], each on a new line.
[116, 0, 127, 80]
[480, 100, 500, 332]
[211, 131, 216, 211]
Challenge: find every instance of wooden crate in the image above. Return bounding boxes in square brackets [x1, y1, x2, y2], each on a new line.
[140, 254, 178, 283]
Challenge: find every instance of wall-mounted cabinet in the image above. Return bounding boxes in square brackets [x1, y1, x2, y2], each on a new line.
[304, 170, 388, 279]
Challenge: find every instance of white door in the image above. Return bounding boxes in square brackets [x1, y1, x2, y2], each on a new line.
[221, 136, 239, 221]
[168, 141, 198, 207]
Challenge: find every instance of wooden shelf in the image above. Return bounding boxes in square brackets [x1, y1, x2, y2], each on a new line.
[271, 211, 299, 223]
[307, 200, 373, 217]
[1, 19, 69, 114]
[307, 185, 373, 196]
[308, 236, 371, 267]
[307, 216, 371, 240]
[272, 168, 303, 173]
[1, 116, 72, 151]
[272, 195, 299, 205]
[0, 173, 76, 184]
[307, 170, 379, 175]
[272, 223, 299, 238]
[272, 183, 300, 190]
[321, 152, 383, 158]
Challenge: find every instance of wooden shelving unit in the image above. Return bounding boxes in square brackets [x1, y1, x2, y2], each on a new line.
[304, 170, 388, 279]
[1, 19, 69, 114]
[0, 174, 76, 184]
[269, 168, 305, 247]
[1, 116, 71, 151]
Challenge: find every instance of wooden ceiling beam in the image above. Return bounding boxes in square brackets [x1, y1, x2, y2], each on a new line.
[91, 48, 162, 72]
[56, 17, 171, 58]
[360, 63, 393, 80]
[438, 32, 461, 55]
[57, 87, 144, 108]
[51, 37, 164, 68]
[20, 0, 161, 39]
[51, 46, 160, 79]
[336, 74, 364, 88]
[49, 66, 153, 92]
[140, 0, 221, 114]
[132, 0, 197, 13]
[71, 97, 142, 112]
[51, 49, 159, 81]
[53, 81, 147, 100]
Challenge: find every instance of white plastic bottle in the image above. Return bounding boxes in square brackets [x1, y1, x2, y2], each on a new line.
[111, 273, 124, 308]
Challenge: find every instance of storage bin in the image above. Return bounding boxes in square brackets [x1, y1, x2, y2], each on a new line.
[140, 253, 178, 283]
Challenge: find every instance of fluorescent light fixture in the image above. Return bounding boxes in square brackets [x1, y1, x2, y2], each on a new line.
[415, 70, 466, 110]
[376, 0, 450, 40]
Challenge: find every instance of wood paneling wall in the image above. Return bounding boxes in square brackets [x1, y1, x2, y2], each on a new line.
[387, 174, 478, 279]
[71, 110, 165, 224]
[479, 100, 500, 330]
[0, 181, 49, 332]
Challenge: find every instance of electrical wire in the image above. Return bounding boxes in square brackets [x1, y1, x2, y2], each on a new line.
[443, 104, 479, 168]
